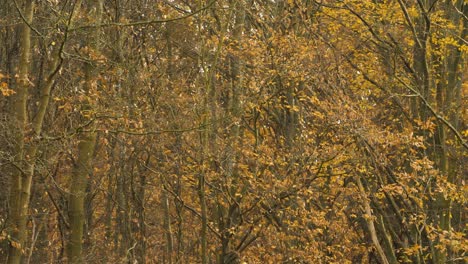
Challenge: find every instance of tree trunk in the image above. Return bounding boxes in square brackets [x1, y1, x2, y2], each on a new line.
[7, 1, 34, 263]
[67, 132, 96, 263]
[357, 178, 390, 264]
[67, 0, 102, 262]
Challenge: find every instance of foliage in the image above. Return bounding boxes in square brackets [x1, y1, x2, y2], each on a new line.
[0, 0, 466, 263]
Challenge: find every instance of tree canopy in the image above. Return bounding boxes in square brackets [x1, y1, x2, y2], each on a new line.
[0, 0, 466, 263]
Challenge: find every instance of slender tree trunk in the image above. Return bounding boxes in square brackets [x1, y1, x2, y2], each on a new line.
[198, 2, 212, 262]
[67, 132, 96, 263]
[115, 143, 131, 260]
[219, 3, 245, 263]
[198, 147, 208, 264]
[67, 1, 102, 262]
[7, 2, 34, 263]
[357, 178, 390, 264]
[432, 1, 465, 263]
[8, 1, 80, 262]
[162, 177, 173, 264]
[163, 23, 174, 263]
[136, 169, 147, 264]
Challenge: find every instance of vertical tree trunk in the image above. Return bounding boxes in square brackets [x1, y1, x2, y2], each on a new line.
[136, 170, 147, 264]
[162, 177, 173, 264]
[115, 143, 131, 260]
[198, 2, 212, 262]
[434, 2, 466, 263]
[8, 1, 80, 262]
[67, 0, 102, 262]
[7, 1, 34, 263]
[104, 139, 116, 262]
[163, 23, 175, 264]
[198, 167, 208, 264]
[219, 2, 245, 263]
[67, 132, 96, 263]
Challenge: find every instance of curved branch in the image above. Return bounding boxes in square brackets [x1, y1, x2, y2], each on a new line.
[69, 0, 217, 31]
[13, 0, 43, 37]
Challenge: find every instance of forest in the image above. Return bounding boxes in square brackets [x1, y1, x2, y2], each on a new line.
[0, 0, 466, 263]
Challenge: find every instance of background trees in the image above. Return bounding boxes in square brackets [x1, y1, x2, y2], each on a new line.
[0, 0, 466, 263]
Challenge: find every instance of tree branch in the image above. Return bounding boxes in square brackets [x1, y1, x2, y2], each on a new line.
[395, 76, 468, 150]
[69, 0, 217, 31]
